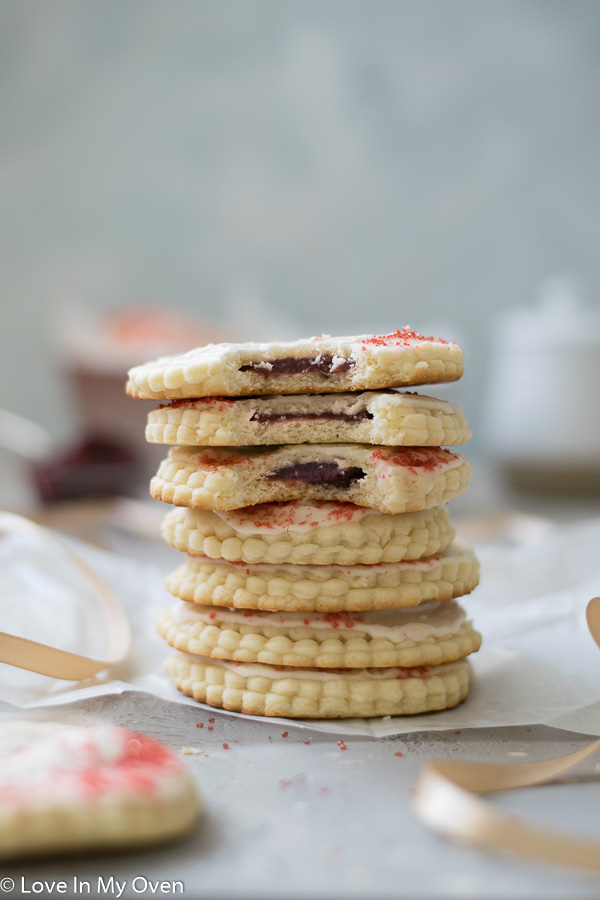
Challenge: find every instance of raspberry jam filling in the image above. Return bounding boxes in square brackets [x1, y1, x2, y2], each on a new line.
[250, 410, 374, 424]
[239, 354, 355, 377]
[265, 462, 366, 487]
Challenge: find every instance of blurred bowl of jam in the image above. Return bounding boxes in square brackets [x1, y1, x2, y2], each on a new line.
[44, 306, 230, 503]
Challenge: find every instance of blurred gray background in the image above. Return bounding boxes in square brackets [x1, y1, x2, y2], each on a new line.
[2, 0, 600, 495]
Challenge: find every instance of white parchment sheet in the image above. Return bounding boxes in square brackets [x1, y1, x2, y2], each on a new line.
[1, 515, 599, 737]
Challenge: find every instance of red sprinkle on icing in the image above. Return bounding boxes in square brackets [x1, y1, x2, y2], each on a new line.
[208, 726, 213, 731]
[196, 723, 204, 728]
[221, 499, 371, 532]
[304, 740, 311, 745]
[455, 730, 461, 735]
[360, 327, 450, 348]
[369, 446, 458, 472]
[282, 731, 289, 738]
[197, 452, 253, 468]
[321, 612, 363, 629]
[209, 718, 215, 723]
[337, 741, 347, 751]
[0, 728, 182, 805]
[279, 779, 294, 788]
[395, 752, 404, 757]
[208, 612, 217, 620]
[223, 743, 229, 750]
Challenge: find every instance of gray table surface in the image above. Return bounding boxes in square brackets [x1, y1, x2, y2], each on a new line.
[2, 696, 599, 900]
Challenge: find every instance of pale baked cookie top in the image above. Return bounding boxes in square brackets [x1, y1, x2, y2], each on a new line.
[126, 328, 464, 399]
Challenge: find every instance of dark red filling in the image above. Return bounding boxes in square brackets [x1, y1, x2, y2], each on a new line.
[239, 355, 355, 377]
[251, 410, 373, 424]
[265, 462, 366, 487]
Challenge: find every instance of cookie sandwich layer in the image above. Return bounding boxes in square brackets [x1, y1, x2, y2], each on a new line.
[147, 390, 471, 447]
[161, 502, 456, 565]
[164, 652, 471, 718]
[166, 540, 480, 612]
[150, 444, 471, 514]
[127, 328, 464, 399]
[157, 599, 482, 669]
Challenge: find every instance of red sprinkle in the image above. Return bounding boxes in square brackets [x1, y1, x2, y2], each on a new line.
[304, 740, 311, 745]
[395, 752, 404, 757]
[223, 743, 229, 750]
[209, 718, 215, 723]
[455, 730, 461, 735]
[360, 327, 449, 348]
[337, 741, 347, 751]
[196, 723, 204, 728]
[279, 779, 294, 788]
[208, 726, 213, 732]
[369, 446, 457, 472]
[282, 732, 289, 738]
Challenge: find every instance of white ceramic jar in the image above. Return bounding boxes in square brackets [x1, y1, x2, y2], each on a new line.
[483, 277, 600, 491]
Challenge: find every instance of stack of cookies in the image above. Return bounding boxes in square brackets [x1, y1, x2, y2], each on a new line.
[126, 328, 481, 719]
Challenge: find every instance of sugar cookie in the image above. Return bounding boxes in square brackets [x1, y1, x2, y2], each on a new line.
[161, 502, 455, 565]
[0, 722, 200, 860]
[127, 328, 464, 399]
[146, 390, 471, 447]
[150, 444, 471, 514]
[166, 540, 479, 612]
[164, 652, 471, 718]
[157, 599, 481, 669]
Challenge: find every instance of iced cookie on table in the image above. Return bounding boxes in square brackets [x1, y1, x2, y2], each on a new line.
[163, 652, 472, 718]
[158, 598, 482, 669]
[150, 445, 471, 514]
[146, 390, 471, 447]
[0, 723, 200, 860]
[164, 540, 480, 612]
[126, 328, 464, 399]
[161, 501, 456, 566]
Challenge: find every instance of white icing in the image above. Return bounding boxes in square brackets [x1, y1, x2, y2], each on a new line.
[132, 330, 456, 373]
[172, 599, 466, 642]
[181, 652, 467, 681]
[213, 501, 382, 534]
[175, 390, 457, 415]
[0, 723, 127, 787]
[187, 539, 474, 578]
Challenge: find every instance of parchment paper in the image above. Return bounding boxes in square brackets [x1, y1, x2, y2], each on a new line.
[1, 516, 599, 737]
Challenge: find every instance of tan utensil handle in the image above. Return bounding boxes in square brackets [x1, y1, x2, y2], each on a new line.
[0, 512, 131, 680]
[413, 597, 600, 873]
